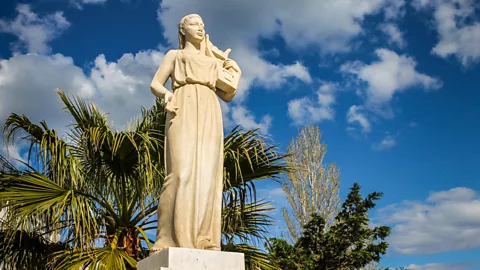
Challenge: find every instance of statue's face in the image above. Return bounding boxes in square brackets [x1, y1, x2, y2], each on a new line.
[182, 16, 205, 44]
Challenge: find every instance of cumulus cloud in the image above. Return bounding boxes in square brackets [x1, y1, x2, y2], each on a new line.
[0, 50, 164, 137]
[0, 4, 70, 54]
[346, 105, 371, 133]
[0, 53, 95, 132]
[379, 23, 406, 48]
[383, 0, 407, 20]
[372, 135, 396, 150]
[408, 261, 480, 270]
[230, 105, 272, 134]
[288, 82, 337, 126]
[0, 140, 29, 169]
[155, 0, 406, 129]
[377, 187, 480, 254]
[155, 3, 316, 105]
[88, 50, 164, 126]
[79, 0, 107, 3]
[341, 49, 441, 107]
[157, 0, 403, 54]
[234, 52, 312, 102]
[70, 0, 108, 9]
[412, 0, 480, 66]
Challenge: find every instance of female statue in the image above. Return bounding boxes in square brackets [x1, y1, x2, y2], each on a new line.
[149, 14, 241, 252]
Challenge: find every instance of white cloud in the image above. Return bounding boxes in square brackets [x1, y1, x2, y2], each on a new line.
[288, 82, 337, 126]
[166, 37, 310, 133]
[80, 0, 107, 3]
[379, 23, 406, 48]
[70, 0, 108, 9]
[155, 0, 406, 130]
[245, 57, 312, 100]
[0, 4, 70, 54]
[0, 53, 95, 132]
[0, 140, 28, 169]
[383, 0, 407, 20]
[378, 187, 480, 254]
[156, 4, 316, 105]
[408, 261, 480, 270]
[230, 106, 272, 135]
[157, 0, 404, 54]
[218, 100, 233, 130]
[346, 105, 371, 133]
[88, 50, 164, 126]
[0, 50, 164, 137]
[288, 98, 333, 126]
[341, 49, 442, 107]
[412, 0, 480, 66]
[372, 135, 396, 150]
[427, 186, 477, 202]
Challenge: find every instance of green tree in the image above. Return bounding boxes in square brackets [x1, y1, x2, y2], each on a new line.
[0, 90, 286, 269]
[268, 183, 390, 270]
[282, 125, 340, 242]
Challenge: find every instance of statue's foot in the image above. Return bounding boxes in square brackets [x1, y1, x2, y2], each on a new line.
[150, 245, 169, 255]
[197, 237, 220, 251]
[204, 243, 220, 251]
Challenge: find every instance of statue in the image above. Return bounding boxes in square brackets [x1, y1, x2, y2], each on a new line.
[149, 14, 242, 253]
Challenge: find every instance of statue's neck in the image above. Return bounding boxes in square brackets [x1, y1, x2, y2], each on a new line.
[183, 41, 203, 55]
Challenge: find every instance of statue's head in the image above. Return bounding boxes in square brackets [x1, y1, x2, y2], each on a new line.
[178, 14, 204, 49]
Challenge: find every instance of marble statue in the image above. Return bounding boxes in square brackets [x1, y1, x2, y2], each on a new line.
[149, 14, 241, 253]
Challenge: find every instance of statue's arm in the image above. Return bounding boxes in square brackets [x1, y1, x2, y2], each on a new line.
[216, 88, 236, 103]
[150, 50, 177, 98]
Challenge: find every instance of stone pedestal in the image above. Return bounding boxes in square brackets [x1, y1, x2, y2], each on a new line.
[137, 247, 245, 270]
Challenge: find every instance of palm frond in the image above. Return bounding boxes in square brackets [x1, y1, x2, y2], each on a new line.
[0, 154, 18, 174]
[222, 199, 275, 245]
[2, 112, 81, 190]
[222, 127, 286, 238]
[57, 89, 109, 132]
[222, 127, 286, 269]
[0, 229, 66, 270]
[52, 235, 136, 270]
[1, 91, 288, 269]
[0, 172, 99, 248]
[224, 127, 287, 190]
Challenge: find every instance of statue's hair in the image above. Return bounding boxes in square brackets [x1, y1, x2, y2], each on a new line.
[178, 14, 202, 49]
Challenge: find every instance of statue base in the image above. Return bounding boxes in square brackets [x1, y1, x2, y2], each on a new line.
[137, 247, 245, 270]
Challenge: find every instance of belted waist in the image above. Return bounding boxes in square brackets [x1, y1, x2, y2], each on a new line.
[173, 81, 216, 92]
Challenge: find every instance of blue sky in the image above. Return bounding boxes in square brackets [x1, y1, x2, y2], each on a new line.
[1, 0, 480, 269]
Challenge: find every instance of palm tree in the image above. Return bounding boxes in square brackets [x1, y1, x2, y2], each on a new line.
[0, 90, 286, 270]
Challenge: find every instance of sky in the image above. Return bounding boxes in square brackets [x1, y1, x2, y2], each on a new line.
[0, 0, 479, 269]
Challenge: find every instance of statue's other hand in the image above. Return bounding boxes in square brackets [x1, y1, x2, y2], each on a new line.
[223, 59, 241, 74]
[164, 91, 179, 114]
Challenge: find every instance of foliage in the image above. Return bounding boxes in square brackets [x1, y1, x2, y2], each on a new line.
[282, 125, 340, 242]
[0, 230, 66, 269]
[0, 90, 287, 269]
[267, 183, 390, 270]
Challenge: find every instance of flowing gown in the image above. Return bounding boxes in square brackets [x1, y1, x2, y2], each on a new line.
[153, 49, 224, 251]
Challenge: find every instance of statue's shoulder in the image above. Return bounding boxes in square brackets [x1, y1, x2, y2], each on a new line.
[166, 49, 179, 56]
[164, 49, 179, 61]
